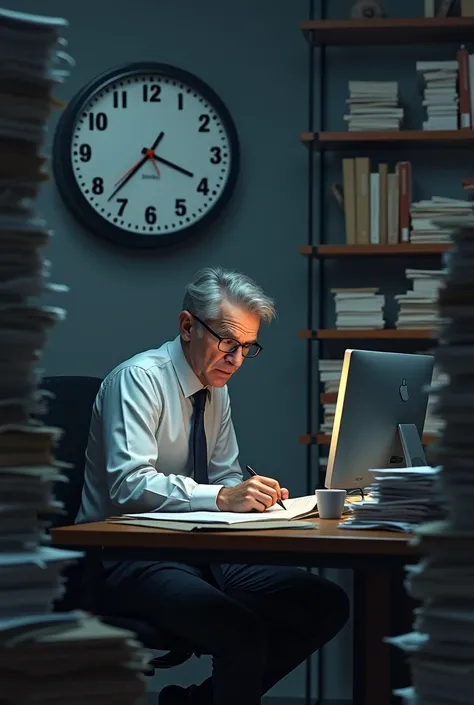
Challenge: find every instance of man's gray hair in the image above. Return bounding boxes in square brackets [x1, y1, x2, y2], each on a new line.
[183, 266, 276, 325]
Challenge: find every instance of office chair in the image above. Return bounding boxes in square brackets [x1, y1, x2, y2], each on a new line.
[41, 375, 198, 672]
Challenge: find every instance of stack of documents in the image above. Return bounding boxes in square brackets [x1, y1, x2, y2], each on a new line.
[113, 494, 324, 531]
[0, 611, 149, 705]
[340, 467, 445, 533]
[387, 215, 474, 705]
[0, 8, 147, 704]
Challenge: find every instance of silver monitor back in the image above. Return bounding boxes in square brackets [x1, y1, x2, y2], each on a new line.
[325, 349, 434, 491]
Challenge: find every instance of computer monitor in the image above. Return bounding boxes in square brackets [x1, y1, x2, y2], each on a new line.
[325, 349, 434, 492]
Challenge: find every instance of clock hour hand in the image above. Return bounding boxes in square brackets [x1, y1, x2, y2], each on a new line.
[141, 148, 194, 178]
[108, 132, 165, 201]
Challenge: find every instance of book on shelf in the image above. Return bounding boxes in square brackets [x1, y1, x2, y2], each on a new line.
[341, 157, 410, 245]
[462, 177, 474, 198]
[345, 81, 403, 132]
[317, 358, 444, 438]
[330, 287, 385, 330]
[395, 268, 444, 329]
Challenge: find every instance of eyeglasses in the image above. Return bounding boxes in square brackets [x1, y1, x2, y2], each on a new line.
[191, 314, 263, 358]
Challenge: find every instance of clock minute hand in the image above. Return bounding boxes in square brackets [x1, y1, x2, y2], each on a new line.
[141, 148, 194, 178]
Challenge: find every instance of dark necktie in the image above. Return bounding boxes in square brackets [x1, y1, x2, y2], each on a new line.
[191, 389, 224, 590]
[191, 389, 209, 484]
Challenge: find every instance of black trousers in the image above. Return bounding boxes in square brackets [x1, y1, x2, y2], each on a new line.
[101, 558, 350, 705]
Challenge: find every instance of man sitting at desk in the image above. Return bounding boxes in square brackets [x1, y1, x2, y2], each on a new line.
[76, 266, 349, 705]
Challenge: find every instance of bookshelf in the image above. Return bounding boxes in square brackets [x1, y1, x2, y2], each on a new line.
[298, 432, 437, 446]
[300, 329, 436, 340]
[300, 244, 451, 256]
[301, 129, 474, 149]
[300, 9, 463, 504]
[300, 17, 474, 45]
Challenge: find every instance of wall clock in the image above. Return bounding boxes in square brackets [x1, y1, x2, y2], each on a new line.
[53, 62, 240, 248]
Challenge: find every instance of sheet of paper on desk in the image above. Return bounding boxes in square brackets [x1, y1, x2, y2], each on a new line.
[124, 494, 319, 525]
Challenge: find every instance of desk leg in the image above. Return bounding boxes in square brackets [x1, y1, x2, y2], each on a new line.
[353, 569, 392, 705]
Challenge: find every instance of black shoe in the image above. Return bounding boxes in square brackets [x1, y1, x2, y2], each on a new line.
[158, 685, 189, 705]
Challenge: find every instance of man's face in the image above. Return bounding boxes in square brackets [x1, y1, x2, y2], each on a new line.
[179, 299, 261, 387]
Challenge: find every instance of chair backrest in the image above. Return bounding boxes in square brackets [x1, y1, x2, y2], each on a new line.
[40, 375, 102, 527]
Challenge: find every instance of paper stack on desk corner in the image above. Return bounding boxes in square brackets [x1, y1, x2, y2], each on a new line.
[384, 215, 474, 705]
[0, 8, 147, 705]
[338, 466, 446, 533]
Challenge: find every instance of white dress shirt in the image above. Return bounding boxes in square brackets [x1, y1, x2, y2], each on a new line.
[76, 336, 243, 523]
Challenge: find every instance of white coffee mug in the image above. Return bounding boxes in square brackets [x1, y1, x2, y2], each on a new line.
[316, 489, 347, 519]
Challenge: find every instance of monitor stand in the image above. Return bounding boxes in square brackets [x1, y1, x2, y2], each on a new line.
[348, 424, 427, 502]
[393, 423, 427, 467]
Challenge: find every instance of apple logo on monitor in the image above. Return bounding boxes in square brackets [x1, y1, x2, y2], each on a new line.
[399, 379, 409, 402]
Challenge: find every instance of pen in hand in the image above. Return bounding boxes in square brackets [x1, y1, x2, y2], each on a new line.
[245, 465, 286, 510]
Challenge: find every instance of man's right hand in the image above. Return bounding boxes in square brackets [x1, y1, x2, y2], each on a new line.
[216, 476, 282, 513]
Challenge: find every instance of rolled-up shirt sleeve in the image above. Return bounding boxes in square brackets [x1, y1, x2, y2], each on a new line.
[102, 366, 219, 513]
[208, 386, 243, 489]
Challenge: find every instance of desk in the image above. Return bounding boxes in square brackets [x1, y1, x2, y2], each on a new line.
[52, 519, 420, 705]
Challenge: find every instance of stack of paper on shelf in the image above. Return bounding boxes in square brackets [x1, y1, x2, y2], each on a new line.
[395, 269, 444, 330]
[340, 466, 445, 533]
[331, 287, 385, 330]
[410, 197, 472, 244]
[318, 359, 343, 434]
[416, 59, 459, 131]
[0, 8, 147, 704]
[386, 214, 474, 705]
[345, 81, 403, 131]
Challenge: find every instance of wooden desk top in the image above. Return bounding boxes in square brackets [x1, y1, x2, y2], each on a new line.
[51, 519, 420, 557]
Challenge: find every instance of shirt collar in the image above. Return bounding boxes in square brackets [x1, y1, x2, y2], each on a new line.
[168, 336, 211, 400]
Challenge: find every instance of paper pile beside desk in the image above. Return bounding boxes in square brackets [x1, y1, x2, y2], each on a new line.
[0, 611, 149, 705]
[386, 215, 474, 705]
[0, 8, 147, 705]
[339, 466, 445, 532]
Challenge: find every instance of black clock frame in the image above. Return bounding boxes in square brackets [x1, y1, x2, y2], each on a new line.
[52, 62, 240, 249]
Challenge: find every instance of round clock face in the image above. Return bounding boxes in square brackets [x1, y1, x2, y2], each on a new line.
[53, 63, 239, 248]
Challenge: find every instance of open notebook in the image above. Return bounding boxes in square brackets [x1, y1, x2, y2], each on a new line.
[109, 495, 322, 532]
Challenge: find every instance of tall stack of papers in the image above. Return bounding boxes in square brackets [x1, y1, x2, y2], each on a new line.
[410, 197, 472, 244]
[0, 8, 147, 704]
[395, 269, 444, 330]
[340, 467, 445, 533]
[424, 366, 448, 438]
[331, 287, 385, 330]
[344, 81, 403, 131]
[416, 60, 459, 131]
[387, 214, 474, 705]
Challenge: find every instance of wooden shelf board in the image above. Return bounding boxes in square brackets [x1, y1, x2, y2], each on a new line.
[300, 17, 474, 46]
[299, 432, 437, 446]
[300, 244, 451, 257]
[300, 130, 474, 150]
[300, 329, 436, 340]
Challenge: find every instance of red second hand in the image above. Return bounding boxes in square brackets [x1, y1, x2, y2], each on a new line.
[112, 154, 148, 187]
